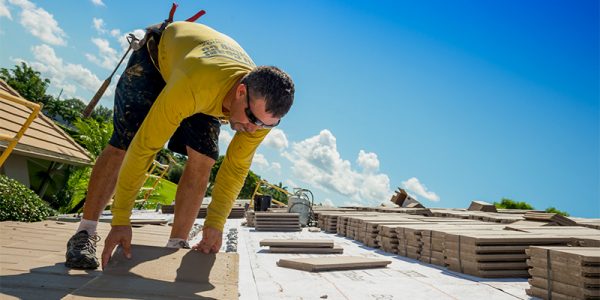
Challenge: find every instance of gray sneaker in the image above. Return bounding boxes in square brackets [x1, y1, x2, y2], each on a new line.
[165, 240, 191, 249]
[65, 230, 101, 269]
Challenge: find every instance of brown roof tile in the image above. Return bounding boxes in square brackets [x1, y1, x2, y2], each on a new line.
[0, 80, 93, 166]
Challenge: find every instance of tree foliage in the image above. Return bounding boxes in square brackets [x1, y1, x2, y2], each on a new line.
[59, 117, 115, 212]
[155, 148, 187, 184]
[493, 198, 535, 210]
[0, 62, 50, 103]
[260, 182, 289, 204]
[61, 167, 92, 213]
[545, 207, 570, 217]
[72, 118, 114, 159]
[494, 198, 569, 216]
[239, 170, 261, 199]
[206, 155, 262, 199]
[91, 105, 113, 123]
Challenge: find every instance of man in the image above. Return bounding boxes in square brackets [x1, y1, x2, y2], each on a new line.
[65, 20, 294, 269]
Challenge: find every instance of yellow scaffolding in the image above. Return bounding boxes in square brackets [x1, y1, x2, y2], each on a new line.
[0, 90, 42, 167]
[250, 179, 290, 209]
[136, 160, 170, 209]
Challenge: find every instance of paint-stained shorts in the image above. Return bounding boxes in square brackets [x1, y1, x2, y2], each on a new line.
[108, 32, 221, 161]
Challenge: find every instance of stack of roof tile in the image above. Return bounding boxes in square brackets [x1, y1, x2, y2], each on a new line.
[571, 218, 600, 230]
[319, 213, 341, 233]
[524, 212, 577, 226]
[254, 212, 301, 231]
[277, 256, 391, 272]
[467, 201, 498, 213]
[443, 232, 573, 278]
[420, 225, 506, 266]
[430, 209, 524, 224]
[526, 246, 600, 300]
[198, 206, 245, 219]
[362, 220, 417, 247]
[377, 225, 403, 254]
[259, 239, 343, 254]
[336, 213, 377, 236]
[160, 205, 245, 218]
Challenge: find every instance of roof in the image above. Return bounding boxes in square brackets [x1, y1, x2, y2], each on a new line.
[0, 80, 93, 166]
[4, 207, 598, 299]
[0, 215, 534, 300]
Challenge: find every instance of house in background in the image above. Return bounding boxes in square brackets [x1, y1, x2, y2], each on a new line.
[0, 79, 93, 196]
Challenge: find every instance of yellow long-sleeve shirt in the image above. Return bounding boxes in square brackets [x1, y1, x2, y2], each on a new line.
[111, 21, 268, 232]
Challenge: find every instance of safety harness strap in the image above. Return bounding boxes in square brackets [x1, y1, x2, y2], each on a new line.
[166, 2, 206, 23]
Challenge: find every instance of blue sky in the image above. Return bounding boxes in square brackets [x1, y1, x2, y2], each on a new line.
[1, 0, 598, 217]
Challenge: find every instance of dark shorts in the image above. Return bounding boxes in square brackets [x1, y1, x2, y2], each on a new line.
[108, 32, 221, 161]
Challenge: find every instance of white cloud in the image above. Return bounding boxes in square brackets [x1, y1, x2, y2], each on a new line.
[251, 153, 269, 170]
[86, 37, 119, 70]
[270, 162, 281, 173]
[0, 0, 12, 19]
[322, 198, 335, 207]
[250, 153, 282, 175]
[285, 179, 298, 189]
[92, 17, 106, 34]
[357, 150, 380, 173]
[23, 44, 105, 100]
[110, 29, 120, 37]
[9, 0, 67, 45]
[218, 129, 233, 152]
[90, 0, 105, 7]
[283, 129, 391, 205]
[263, 128, 289, 150]
[401, 177, 440, 202]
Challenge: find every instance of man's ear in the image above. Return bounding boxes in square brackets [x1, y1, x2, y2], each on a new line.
[237, 83, 247, 98]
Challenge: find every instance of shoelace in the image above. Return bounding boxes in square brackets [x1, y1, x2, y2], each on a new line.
[73, 234, 101, 251]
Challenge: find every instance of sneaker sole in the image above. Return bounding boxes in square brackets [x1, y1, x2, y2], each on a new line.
[65, 257, 99, 269]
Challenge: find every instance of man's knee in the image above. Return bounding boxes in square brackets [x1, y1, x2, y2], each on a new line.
[101, 144, 127, 160]
[184, 146, 215, 177]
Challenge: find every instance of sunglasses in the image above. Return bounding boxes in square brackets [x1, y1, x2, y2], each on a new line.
[245, 86, 280, 129]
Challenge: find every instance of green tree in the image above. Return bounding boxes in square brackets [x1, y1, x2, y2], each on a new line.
[239, 170, 261, 199]
[545, 207, 569, 217]
[205, 155, 262, 199]
[59, 117, 114, 212]
[261, 182, 289, 204]
[208, 155, 225, 187]
[61, 167, 92, 213]
[72, 118, 113, 159]
[91, 105, 113, 123]
[53, 98, 87, 128]
[167, 163, 184, 184]
[0, 62, 50, 103]
[493, 198, 535, 210]
[154, 148, 187, 184]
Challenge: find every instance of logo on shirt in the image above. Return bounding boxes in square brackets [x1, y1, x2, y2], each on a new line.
[198, 39, 254, 67]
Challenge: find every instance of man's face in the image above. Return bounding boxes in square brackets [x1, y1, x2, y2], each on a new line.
[230, 85, 280, 133]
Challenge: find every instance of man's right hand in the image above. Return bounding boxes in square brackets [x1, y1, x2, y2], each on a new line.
[101, 225, 132, 270]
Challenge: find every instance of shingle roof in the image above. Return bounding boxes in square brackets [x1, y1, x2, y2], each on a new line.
[0, 80, 93, 166]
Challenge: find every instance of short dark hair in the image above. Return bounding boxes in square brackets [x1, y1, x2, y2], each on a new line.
[241, 66, 294, 118]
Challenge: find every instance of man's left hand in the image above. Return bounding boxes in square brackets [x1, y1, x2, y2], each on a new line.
[192, 227, 222, 254]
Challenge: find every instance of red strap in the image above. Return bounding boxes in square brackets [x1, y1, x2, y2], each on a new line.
[167, 3, 178, 22]
[185, 9, 206, 22]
